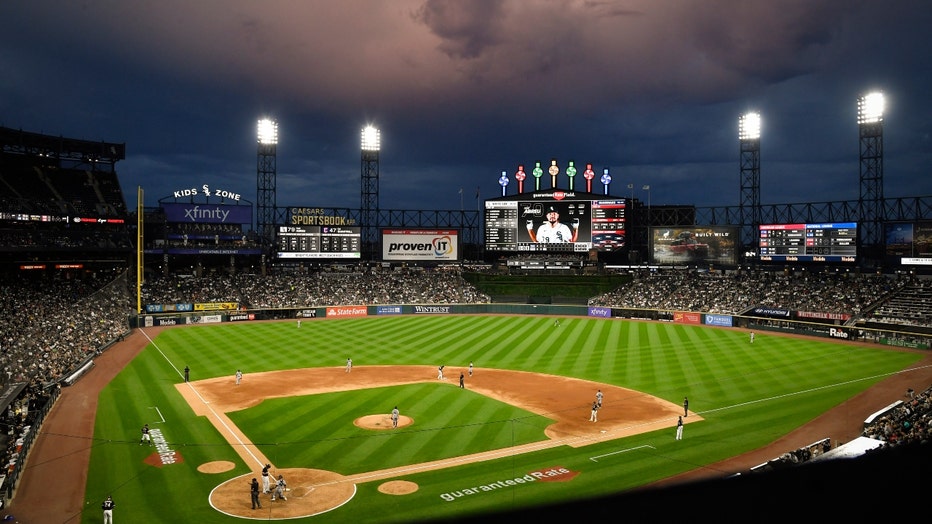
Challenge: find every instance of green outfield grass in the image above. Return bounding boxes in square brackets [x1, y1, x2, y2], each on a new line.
[83, 316, 922, 523]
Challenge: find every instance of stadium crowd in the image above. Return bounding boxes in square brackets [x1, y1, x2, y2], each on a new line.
[0, 270, 131, 390]
[589, 269, 909, 317]
[861, 385, 932, 446]
[141, 266, 491, 309]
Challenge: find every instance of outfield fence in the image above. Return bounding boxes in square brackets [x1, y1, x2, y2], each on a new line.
[130, 302, 932, 350]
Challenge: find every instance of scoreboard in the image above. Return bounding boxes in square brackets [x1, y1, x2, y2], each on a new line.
[759, 222, 857, 262]
[484, 193, 626, 252]
[276, 225, 361, 259]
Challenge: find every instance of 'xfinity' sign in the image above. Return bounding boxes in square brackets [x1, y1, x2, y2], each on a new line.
[162, 203, 252, 224]
[588, 307, 611, 318]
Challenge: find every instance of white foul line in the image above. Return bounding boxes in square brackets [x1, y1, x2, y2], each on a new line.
[590, 444, 655, 462]
[148, 406, 166, 423]
[140, 328, 267, 469]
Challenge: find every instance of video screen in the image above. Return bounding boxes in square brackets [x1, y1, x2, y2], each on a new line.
[758, 222, 857, 263]
[885, 220, 932, 266]
[484, 192, 626, 253]
[650, 226, 737, 265]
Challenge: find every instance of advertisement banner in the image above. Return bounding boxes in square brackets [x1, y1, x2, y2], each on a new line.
[704, 314, 734, 327]
[145, 303, 194, 313]
[376, 305, 403, 315]
[797, 310, 851, 321]
[161, 202, 252, 225]
[193, 302, 238, 311]
[587, 307, 612, 318]
[228, 313, 256, 322]
[326, 306, 368, 318]
[382, 229, 459, 261]
[749, 306, 792, 318]
[413, 305, 452, 314]
[673, 311, 702, 325]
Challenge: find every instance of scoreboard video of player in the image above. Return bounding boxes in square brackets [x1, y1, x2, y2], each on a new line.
[484, 191, 626, 253]
[758, 222, 858, 263]
[276, 225, 361, 259]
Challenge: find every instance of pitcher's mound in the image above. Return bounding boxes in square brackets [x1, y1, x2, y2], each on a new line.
[198, 461, 235, 473]
[379, 480, 418, 495]
[354, 414, 413, 430]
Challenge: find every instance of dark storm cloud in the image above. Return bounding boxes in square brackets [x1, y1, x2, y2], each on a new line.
[0, 0, 929, 215]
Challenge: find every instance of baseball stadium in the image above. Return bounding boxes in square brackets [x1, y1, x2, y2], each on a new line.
[1, 118, 931, 524]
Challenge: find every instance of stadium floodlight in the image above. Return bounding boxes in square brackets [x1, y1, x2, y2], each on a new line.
[361, 125, 381, 152]
[257, 118, 278, 145]
[858, 92, 884, 124]
[738, 112, 761, 140]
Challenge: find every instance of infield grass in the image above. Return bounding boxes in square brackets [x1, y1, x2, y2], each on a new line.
[82, 315, 922, 523]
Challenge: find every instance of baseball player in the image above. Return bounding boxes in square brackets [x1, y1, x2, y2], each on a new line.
[140, 423, 151, 445]
[459, 372, 465, 388]
[391, 406, 399, 428]
[675, 416, 684, 440]
[589, 401, 599, 422]
[346, 358, 352, 373]
[235, 369, 243, 385]
[102, 495, 115, 524]
[468, 361, 474, 377]
[272, 474, 287, 501]
[438, 365, 444, 380]
[683, 396, 689, 417]
[596, 389, 603, 408]
[261, 463, 271, 493]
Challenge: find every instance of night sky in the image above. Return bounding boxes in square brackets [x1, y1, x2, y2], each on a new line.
[2, 1, 930, 219]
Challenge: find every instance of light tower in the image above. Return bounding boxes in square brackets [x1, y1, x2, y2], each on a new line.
[256, 118, 278, 247]
[858, 91, 884, 249]
[738, 111, 761, 251]
[360, 125, 381, 260]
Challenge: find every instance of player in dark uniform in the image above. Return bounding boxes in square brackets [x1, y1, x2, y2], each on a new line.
[140, 423, 151, 445]
[102, 495, 115, 524]
[250, 477, 262, 509]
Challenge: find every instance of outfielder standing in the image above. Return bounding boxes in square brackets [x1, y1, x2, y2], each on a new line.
[102, 495, 115, 524]
[391, 406, 399, 428]
[140, 423, 151, 445]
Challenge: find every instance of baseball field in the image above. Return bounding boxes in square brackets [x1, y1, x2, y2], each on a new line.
[19, 315, 931, 522]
